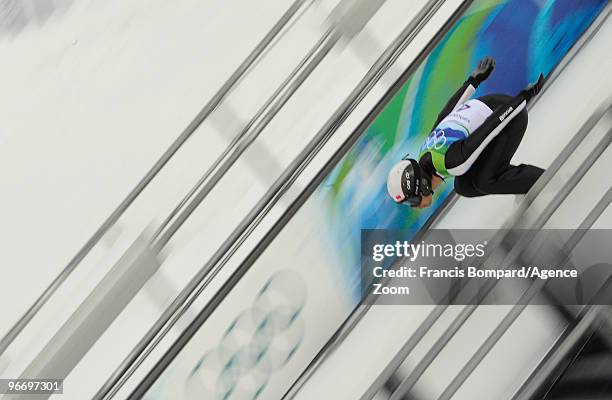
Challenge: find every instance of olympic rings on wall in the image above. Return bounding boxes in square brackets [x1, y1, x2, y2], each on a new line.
[185, 270, 307, 400]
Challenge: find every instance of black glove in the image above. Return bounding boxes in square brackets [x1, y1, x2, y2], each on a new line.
[521, 73, 545, 102]
[469, 56, 496, 86]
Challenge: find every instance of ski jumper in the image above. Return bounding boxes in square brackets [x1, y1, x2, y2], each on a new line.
[418, 77, 544, 197]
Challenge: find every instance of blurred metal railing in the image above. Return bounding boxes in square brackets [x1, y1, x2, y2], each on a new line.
[150, 25, 343, 251]
[512, 305, 607, 400]
[0, 0, 313, 357]
[15, 1, 397, 397]
[15, 1, 409, 398]
[116, 0, 457, 398]
[512, 194, 612, 399]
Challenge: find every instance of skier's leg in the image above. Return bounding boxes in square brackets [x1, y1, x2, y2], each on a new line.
[454, 172, 485, 197]
[470, 108, 544, 194]
[473, 163, 544, 195]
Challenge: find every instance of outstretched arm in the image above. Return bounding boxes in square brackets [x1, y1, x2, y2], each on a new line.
[431, 56, 497, 130]
[431, 79, 477, 129]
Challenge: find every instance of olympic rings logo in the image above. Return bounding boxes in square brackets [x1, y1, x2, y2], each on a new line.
[425, 129, 447, 150]
[186, 270, 307, 400]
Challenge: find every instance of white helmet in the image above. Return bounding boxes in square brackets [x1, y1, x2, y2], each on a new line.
[386, 157, 432, 206]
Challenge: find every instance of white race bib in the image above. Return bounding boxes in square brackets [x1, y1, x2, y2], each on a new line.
[439, 99, 493, 135]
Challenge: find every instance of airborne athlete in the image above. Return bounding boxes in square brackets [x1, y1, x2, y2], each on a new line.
[387, 56, 546, 208]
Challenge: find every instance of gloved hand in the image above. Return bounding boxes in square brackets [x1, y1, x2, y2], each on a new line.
[521, 73, 545, 102]
[470, 56, 496, 86]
